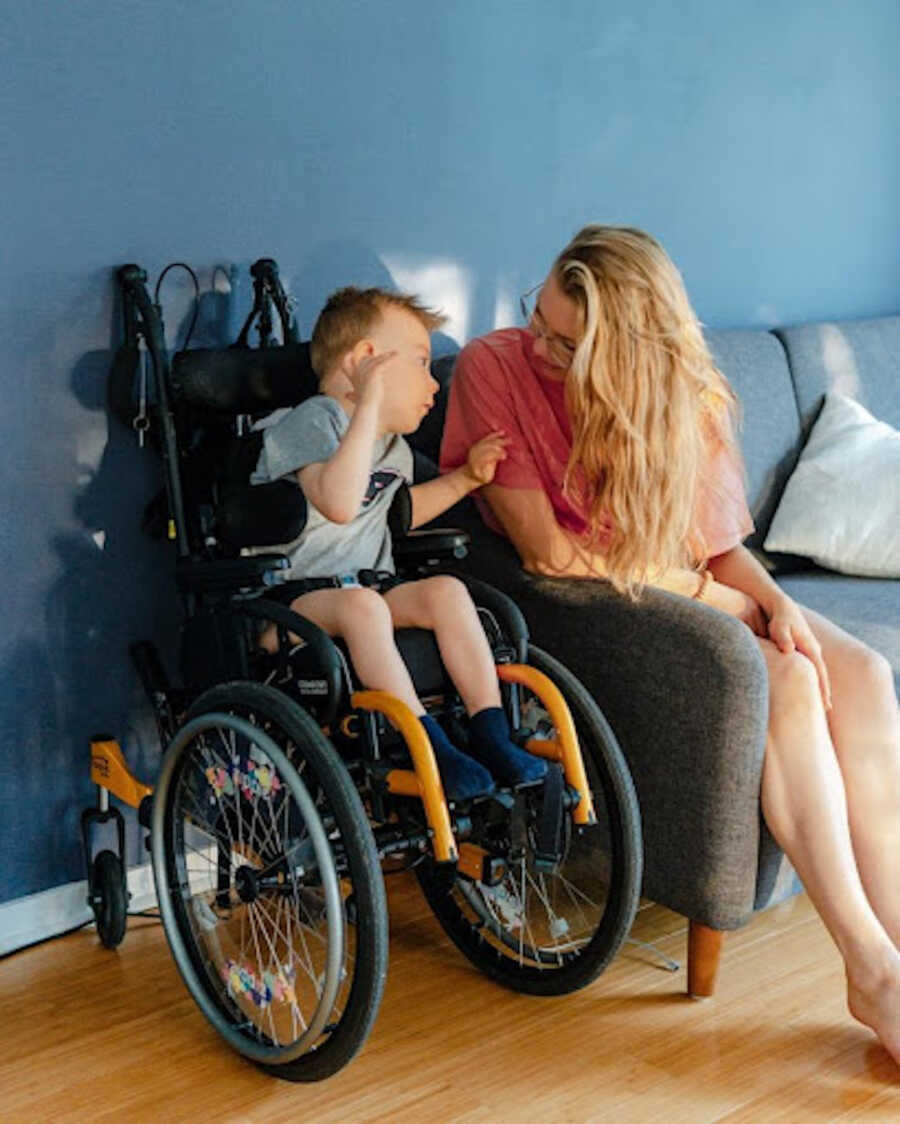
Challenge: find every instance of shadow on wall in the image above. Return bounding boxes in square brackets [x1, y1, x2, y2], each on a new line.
[44, 348, 182, 886]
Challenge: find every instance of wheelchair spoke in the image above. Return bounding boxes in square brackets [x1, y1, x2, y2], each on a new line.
[523, 867, 568, 962]
[552, 868, 601, 921]
[195, 741, 239, 858]
[258, 787, 295, 864]
[517, 861, 536, 966]
[253, 894, 317, 1018]
[182, 799, 233, 855]
[244, 902, 281, 1045]
[250, 898, 305, 1035]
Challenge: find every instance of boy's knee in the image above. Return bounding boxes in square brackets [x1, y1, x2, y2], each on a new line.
[338, 587, 392, 630]
[422, 574, 471, 609]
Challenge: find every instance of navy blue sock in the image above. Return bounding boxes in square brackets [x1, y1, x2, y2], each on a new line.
[420, 714, 495, 801]
[467, 707, 548, 786]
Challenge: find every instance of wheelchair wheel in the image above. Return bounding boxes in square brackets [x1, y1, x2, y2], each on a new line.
[90, 849, 128, 949]
[417, 643, 642, 995]
[152, 683, 388, 1082]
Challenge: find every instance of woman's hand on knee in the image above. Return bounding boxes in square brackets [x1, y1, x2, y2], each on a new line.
[767, 593, 832, 710]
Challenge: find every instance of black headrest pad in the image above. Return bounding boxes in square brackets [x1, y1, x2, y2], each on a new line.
[171, 342, 318, 414]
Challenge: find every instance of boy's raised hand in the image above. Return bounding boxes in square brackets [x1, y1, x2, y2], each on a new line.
[463, 430, 509, 486]
[347, 350, 396, 404]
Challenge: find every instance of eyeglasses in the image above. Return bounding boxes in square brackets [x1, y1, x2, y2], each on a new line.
[519, 284, 577, 368]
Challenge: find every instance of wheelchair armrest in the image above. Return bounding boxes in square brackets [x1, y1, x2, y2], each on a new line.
[393, 528, 469, 567]
[176, 553, 290, 594]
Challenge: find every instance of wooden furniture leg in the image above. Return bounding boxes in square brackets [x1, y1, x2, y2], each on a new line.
[687, 920, 724, 998]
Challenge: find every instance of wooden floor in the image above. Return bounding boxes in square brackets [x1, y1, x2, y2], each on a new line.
[2, 876, 898, 1123]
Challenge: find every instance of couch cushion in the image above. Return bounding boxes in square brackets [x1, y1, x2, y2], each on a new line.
[775, 570, 900, 690]
[775, 315, 900, 434]
[705, 330, 801, 548]
[763, 394, 900, 578]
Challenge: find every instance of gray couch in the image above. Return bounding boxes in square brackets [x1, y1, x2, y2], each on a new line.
[413, 313, 899, 996]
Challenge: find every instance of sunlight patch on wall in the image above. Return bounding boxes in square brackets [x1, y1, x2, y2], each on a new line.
[76, 420, 108, 484]
[493, 284, 517, 331]
[382, 256, 471, 345]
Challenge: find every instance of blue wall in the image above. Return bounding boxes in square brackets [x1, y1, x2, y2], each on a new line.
[2, 0, 898, 907]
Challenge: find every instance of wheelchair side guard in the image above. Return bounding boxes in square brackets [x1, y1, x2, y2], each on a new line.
[496, 664, 596, 826]
[239, 599, 346, 727]
[350, 690, 458, 863]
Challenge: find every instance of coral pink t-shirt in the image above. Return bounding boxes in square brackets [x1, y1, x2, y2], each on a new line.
[439, 328, 754, 560]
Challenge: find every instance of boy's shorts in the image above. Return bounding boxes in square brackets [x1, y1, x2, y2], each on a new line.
[265, 570, 401, 606]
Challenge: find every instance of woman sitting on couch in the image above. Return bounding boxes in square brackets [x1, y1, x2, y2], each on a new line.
[440, 224, 900, 1064]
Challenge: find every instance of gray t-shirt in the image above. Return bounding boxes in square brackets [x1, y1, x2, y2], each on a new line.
[250, 395, 413, 578]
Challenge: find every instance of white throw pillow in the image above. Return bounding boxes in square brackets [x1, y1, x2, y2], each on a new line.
[763, 393, 900, 578]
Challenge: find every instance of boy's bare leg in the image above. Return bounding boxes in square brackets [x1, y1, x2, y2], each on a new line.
[260, 587, 424, 713]
[383, 575, 500, 715]
[384, 576, 547, 785]
[257, 584, 494, 798]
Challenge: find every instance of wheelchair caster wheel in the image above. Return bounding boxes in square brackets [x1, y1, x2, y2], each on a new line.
[89, 849, 128, 949]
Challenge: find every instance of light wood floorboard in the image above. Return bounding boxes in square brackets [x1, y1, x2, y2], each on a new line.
[1, 875, 898, 1122]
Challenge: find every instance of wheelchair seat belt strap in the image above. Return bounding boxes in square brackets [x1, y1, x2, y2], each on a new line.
[533, 763, 566, 874]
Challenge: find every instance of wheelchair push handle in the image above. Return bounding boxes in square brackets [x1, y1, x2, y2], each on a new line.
[115, 263, 190, 557]
[250, 257, 280, 281]
[237, 256, 298, 348]
[118, 263, 148, 286]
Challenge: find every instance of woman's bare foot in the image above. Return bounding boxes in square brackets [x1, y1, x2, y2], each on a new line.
[846, 946, 900, 1066]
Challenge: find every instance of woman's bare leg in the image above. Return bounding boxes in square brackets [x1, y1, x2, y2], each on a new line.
[384, 576, 501, 715]
[799, 607, 900, 946]
[758, 637, 900, 1062]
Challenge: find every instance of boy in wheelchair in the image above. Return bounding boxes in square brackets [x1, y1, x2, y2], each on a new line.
[251, 286, 548, 800]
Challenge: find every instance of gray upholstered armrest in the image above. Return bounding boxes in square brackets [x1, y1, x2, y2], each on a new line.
[451, 502, 769, 929]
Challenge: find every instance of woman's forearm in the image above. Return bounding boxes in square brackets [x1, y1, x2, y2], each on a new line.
[484, 483, 703, 592]
[707, 544, 782, 612]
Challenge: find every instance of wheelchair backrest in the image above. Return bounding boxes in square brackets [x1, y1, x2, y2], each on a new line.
[171, 342, 318, 414]
[169, 345, 319, 552]
[116, 263, 451, 562]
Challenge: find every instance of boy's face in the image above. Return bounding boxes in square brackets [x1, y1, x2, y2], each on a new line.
[367, 305, 440, 434]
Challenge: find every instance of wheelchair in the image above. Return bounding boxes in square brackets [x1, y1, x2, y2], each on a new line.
[82, 260, 643, 1082]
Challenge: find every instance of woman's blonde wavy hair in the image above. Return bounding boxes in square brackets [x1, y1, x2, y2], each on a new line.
[553, 225, 739, 598]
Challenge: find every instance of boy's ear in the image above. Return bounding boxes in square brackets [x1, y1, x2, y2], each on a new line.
[340, 338, 375, 373]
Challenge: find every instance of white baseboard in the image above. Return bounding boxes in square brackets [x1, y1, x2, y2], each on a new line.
[0, 862, 158, 957]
